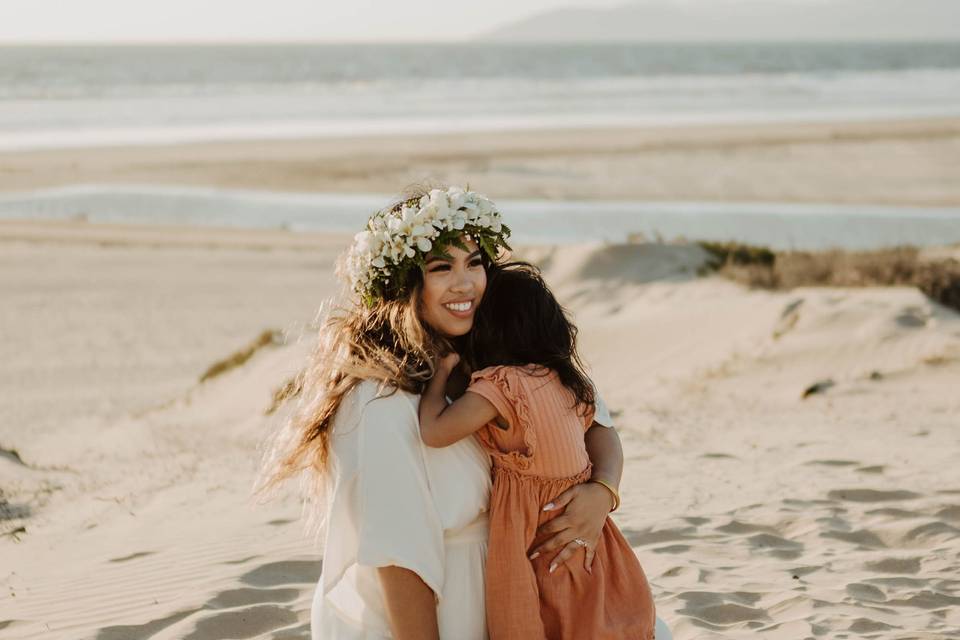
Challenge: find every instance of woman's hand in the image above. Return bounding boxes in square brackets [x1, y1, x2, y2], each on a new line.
[529, 481, 615, 574]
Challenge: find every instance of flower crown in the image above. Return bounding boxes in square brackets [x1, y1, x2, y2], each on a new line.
[342, 186, 512, 305]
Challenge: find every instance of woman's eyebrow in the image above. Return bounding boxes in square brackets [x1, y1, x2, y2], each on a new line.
[424, 250, 481, 265]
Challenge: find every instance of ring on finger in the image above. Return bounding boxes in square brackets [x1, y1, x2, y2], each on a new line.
[573, 537, 588, 548]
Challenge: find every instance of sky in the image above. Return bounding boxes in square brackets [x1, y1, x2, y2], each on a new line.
[0, 0, 626, 43]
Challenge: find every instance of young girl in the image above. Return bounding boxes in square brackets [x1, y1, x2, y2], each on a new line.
[419, 262, 656, 640]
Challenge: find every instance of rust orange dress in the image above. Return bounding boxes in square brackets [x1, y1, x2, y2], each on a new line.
[468, 365, 656, 640]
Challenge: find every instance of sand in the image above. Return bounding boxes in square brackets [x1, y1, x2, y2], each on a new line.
[3, 117, 960, 206]
[2, 217, 959, 639]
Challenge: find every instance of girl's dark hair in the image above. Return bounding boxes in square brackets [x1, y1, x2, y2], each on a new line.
[468, 261, 595, 415]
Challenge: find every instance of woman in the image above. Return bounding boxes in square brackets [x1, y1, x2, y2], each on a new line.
[261, 186, 641, 639]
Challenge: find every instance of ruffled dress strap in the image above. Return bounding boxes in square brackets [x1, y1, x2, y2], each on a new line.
[467, 365, 537, 471]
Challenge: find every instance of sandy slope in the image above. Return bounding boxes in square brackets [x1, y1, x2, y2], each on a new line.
[2, 221, 960, 639]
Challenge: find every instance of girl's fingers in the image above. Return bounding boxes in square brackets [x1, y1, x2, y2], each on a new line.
[440, 353, 460, 370]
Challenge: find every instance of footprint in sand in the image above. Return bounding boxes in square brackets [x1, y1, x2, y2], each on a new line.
[827, 489, 921, 503]
[182, 604, 299, 640]
[747, 533, 804, 560]
[821, 528, 887, 549]
[240, 560, 321, 588]
[108, 551, 155, 563]
[96, 609, 199, 640]
[715, 520, 779, 536]
[205, 587, 300, 609]
[849, 618, 896, 633]
[865, 507, 923, 518]
[266, 518, 296, 526]
[804, 459, 859, 467]
[856, 465, 886, 474]
[935, 505, 960, 520]
[699, 452, 737, 460]
[652, 544, 693, 554]
[895, 306, 930, 328]
[865, 557, 922, 574]
[621, 525, 697, 547]
[93, 562, 316, 640]
[904, 521, 960, 544]
[675, 591, 768, 629]
[846, 582, 887, 603]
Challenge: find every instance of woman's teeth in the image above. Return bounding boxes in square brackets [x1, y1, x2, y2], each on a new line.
[444, 301, 472, 312]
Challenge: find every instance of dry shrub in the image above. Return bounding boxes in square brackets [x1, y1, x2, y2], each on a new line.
[776, 247, 922, 288]
[915, 260, 960, 311]
[200, 329, 283, 382]
[265, 374, 302, 415]
[701, 241, 776, 268]
[700, 242, 960, 313]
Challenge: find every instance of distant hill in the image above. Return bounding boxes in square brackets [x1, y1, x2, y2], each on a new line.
[482, 0, 960, 42]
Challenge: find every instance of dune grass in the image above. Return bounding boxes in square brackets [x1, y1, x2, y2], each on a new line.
[199, 329, 283, 383]
[265, 375, 302, 416]
[700, 242, 960, 312]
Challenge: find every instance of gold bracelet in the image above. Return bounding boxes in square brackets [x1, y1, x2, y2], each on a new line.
[590, 478, 621, 512]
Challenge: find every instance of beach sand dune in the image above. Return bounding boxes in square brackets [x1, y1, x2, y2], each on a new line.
[2, 222, 959, 639]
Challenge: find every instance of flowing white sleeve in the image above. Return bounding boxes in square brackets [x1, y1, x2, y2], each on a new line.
[354, 389, 445, 596]
[592, 384, 616, 428]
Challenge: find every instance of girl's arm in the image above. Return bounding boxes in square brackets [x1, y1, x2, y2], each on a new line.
[377, 566, 440, 640]
[419, 354, 499, 448]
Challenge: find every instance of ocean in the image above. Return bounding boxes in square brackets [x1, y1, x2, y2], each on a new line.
[2, 41, 960, 150]
[3, 42, 960, 249]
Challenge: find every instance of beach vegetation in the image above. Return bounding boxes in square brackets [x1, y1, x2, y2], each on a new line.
[199, 329, 283, 383]
[700, 242, 960, 313]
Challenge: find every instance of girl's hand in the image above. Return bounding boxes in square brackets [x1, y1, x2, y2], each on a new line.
[528, 482, 614, 574]
[438, 352, 460, 373]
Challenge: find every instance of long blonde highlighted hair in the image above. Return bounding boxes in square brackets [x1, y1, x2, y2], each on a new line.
[256, 185, 454, 511]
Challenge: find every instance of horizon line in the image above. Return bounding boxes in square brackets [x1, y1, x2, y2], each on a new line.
[2, 36, 959, 47]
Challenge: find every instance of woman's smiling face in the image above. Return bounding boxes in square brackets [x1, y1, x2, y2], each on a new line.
[419, 238, 487, 338]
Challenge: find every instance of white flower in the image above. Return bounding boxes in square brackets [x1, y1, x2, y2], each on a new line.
[353, 230, 371, 251]
[447, 186, 467, 211]
[448, 212, 466, 230]
[477, 197, 496, 216]
[461, 201, 480, 222]
[345, 186, 508, 298]
[427, 189, 451, 216]
[419, 203, 444, 229]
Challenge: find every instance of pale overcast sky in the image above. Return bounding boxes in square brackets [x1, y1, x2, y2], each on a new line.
[0, 0, 626, 43]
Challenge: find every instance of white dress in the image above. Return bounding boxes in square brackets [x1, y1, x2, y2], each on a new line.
[311, 380, 492, 639]
[309, 380, 675, 640]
